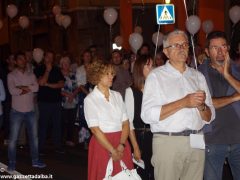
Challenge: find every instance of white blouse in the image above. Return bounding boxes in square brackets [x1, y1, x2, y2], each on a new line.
[84, 86, 129, 133]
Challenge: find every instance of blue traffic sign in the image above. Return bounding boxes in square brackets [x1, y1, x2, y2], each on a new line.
[156, 4, 175, 25]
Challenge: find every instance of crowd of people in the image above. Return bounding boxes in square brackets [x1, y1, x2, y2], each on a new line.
[0, 29, 240, 180]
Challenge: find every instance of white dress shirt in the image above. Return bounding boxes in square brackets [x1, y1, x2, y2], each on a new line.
[141, 61, 215, 133]
[84, 86, 128, 133]
[125, 87, 135, 130]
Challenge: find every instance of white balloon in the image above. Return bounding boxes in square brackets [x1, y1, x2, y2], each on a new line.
[61, 15, 71, 29]
[229, 5, 240, 24]
[129, 33, 143, 54]
[0, 20, 3, 30]
[52, 5, 62, 16]
[6, 4, 18, 19]
[55, 14, 64, 26]
[103, 8, 118, 26]
[186, 15, 201, 35]
[114, 36, 123, 47]
[202, 20, 214, 34]
[33, 48, 44, 63]
[152, 32, 164, 46]
[134, 26, 142, 34]
[19, 16, 30, 29]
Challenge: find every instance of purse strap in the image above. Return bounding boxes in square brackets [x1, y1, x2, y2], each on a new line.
[104, 158, 114, 178]
[104, 158, 128, 178]
[120, 160, 128, 170]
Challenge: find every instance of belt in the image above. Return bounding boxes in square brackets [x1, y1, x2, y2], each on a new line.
[135, 128, 151, 132]
[153, 129, 202, 136]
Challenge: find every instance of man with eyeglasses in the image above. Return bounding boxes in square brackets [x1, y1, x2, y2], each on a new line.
[141, 30, 215, 180]
[198, 31, 240, 180]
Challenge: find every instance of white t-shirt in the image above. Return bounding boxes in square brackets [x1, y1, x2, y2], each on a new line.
[84, 86, 129, 133]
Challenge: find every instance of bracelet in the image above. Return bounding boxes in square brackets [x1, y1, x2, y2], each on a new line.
[199, 104, 207, 111]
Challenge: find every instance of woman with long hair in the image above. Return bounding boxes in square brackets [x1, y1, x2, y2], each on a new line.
[125, 55, 154, 180]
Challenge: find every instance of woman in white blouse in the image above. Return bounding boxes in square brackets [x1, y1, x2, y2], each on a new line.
[84, 60, 133, 180]
[125, 55, 154, 180]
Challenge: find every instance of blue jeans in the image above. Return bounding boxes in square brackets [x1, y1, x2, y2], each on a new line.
[8, 109, 38, 163]
[204, 144, 240, 180]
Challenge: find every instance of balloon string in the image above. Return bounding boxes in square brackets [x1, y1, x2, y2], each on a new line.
[183, 0, 199, 87]
[135, 13, 140, 27]
[183, 0, 188, 19]
[110, 25, 112, 53]
[154, 25, 161, 65]
[193, 0, 196, 15]
[191, 35, 200, 88]
[135, 1, 145, 28]
[141, 0, 145, 13]
[191, 35, 198, 71]
[231, 23, 235, 42]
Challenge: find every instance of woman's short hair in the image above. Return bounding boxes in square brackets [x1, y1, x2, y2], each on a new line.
[87, 60, 116, 85]
[59, 56, 71, 67]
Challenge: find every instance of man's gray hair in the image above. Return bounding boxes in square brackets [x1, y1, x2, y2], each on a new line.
[163, 30, 188, 48]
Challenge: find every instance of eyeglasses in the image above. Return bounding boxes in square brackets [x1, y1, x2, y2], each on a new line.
[209, 44, 228, 51]
[165, 42, 189, 50]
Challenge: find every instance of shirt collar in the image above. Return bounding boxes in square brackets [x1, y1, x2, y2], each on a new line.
[93, 86, 111, 99]
[165, 60, 190, 75]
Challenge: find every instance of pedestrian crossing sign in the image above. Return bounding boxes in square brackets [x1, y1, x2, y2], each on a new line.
[156, 4, 175, 25]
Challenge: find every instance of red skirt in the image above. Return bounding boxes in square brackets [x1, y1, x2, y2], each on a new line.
[88, 131, 134, 180]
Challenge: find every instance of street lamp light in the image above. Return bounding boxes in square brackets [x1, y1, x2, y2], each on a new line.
[165, 0, 171, 4]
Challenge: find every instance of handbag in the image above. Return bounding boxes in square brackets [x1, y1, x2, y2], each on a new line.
[103, 158, 142, 180]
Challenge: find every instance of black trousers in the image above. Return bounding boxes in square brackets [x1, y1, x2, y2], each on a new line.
[135, 130, 154, 180]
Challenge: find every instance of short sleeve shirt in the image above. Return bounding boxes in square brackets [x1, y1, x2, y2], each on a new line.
[84, 86, 128, 133]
